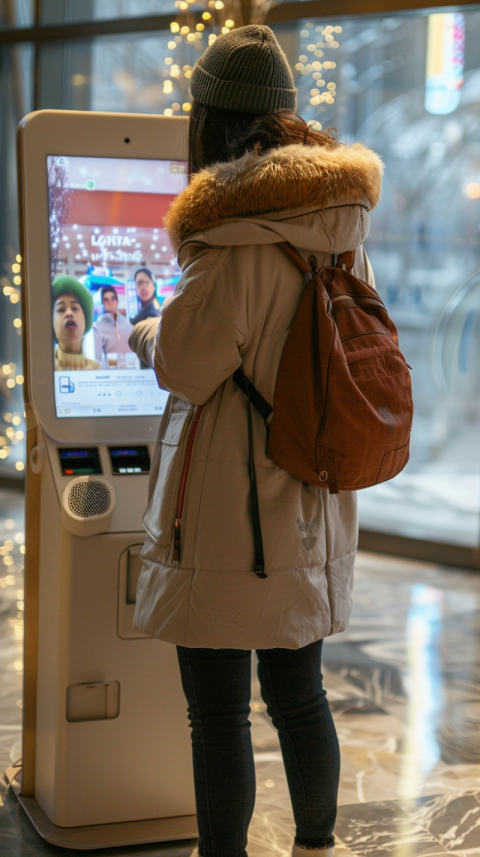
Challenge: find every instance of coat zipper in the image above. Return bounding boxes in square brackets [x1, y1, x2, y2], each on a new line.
[173, 406, 204, 562]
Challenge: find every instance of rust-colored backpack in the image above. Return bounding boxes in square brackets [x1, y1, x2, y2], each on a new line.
[234, 242, 413, 577]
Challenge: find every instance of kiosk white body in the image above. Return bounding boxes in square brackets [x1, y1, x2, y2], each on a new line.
[16, 110, 196, 845]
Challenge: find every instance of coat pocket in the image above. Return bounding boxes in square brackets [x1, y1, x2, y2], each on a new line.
[142, 409, 193, 545]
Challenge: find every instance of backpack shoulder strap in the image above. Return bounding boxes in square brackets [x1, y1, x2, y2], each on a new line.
[335, 250, 355, 272]
[280, 240, 356, 274]
[279, 241, 313, 274]
[232, 368, 272, 424]
[232, 368, 270, 579]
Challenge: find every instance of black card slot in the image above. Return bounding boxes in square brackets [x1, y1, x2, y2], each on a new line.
[108, 446, 150, 474]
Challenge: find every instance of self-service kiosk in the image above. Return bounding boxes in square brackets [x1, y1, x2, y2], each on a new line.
[14, 110, 197, 848]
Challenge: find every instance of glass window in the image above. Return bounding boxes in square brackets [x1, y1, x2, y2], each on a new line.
[273, 9, 480, 548]
[4, 3, 480, 551]
[0, 43, 33, 476]
[0, 0, 33, 29]
[39, 0, 187, 25]
[38, 29, 202, 114]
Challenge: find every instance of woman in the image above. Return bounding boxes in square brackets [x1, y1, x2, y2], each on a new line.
[130, 267, 161, 325]
[53, 276, 100, 370]
[129, 25, 383, 857]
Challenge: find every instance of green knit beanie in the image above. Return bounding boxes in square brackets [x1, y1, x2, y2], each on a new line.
[190, 24, 297, 115]
[52, 276, 94, 332]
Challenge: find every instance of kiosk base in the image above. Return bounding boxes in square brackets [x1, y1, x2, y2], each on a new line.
[8, 769, 198, 850]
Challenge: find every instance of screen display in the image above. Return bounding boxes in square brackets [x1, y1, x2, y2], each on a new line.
[109, 446, 150, 474]
[48, 155, 188, 418]
[59, 447, 102, 475]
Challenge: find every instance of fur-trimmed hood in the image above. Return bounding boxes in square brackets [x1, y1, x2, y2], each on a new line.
[165, 141, 384, 251]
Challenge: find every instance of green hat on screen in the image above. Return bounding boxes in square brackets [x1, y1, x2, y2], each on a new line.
[52, 276, 94, 333]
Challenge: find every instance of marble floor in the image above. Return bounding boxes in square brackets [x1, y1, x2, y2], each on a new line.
[1, 488, 480, 856]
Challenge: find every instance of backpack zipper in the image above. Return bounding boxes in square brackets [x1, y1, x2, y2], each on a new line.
[173, 405, 204, 562]
[331, 293, 384, 307]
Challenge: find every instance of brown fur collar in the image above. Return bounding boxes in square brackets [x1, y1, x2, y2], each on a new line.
[165, 141, 383, 250]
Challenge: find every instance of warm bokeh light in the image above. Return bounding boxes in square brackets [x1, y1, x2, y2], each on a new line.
[466, 182, 480, 199]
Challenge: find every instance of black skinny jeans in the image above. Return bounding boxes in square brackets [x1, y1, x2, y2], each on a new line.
[176, 640, 340, 857]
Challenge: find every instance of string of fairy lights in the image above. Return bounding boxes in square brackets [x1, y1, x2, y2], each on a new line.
[0, 2, 341, 477]
[160, 1, 242, 117]
[1, 253, 25, 474]
[298, 23, 342, 121]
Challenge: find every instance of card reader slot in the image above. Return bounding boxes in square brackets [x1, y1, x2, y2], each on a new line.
[109, 446, 150, 475]
[59, 447, 102, 476]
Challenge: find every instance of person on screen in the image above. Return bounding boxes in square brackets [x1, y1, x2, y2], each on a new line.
[52, 276, 100, 370]
[93, 286, 133, 368]
[130, 268, 161, 325]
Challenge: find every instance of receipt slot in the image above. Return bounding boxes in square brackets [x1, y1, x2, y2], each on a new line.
[15, 110, 196, 848]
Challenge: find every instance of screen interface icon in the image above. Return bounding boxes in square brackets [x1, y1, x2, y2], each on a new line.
[48, 155, 188, 418]
[59, 376, 75, 394]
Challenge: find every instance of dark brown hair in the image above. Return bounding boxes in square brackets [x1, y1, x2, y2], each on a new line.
[134, 267, 155, 283]
[188, 101, 338, 176]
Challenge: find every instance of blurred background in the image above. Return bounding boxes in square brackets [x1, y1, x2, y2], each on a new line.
[1, 0, 480, 568]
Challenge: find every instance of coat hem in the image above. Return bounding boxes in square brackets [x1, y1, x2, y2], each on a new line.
[133, 551, 356, 649]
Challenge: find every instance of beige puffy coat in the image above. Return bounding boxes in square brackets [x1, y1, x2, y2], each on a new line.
[130, 141, 383, 650]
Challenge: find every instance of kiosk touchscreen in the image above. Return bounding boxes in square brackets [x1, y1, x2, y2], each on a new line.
[14, 110, 196, 847]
